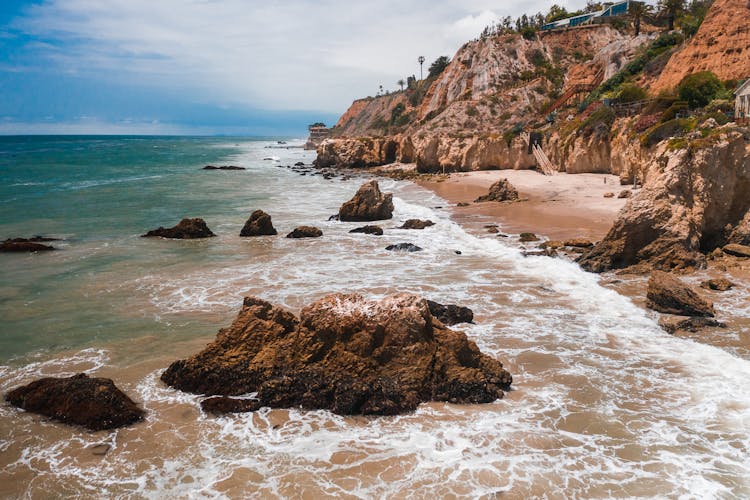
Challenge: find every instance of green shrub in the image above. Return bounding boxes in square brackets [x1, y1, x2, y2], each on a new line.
[466, 105, 479, 117]
[698, 111, 730, 126]
[617, 84, 648, 103]
[521, 26, 537, 40]
[578, 106, 615, 137]
[704, 99, 733, 114]
[678, 71, 723, 108]
[661, 101, 689, 122]
[642, 118, 695, 147]
[390, 103, 406, 124]
[527, 49, 546, 67]
[428, 56, 451, 79]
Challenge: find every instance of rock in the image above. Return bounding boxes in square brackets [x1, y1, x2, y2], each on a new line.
[201, 396, 262, 415]
[386, 243, 423, 252]
[5, 373, 145, 431]
[286, 226, 323, 238]
[564, 238, 594, 248]
[474, 179, 519, 203]
[603, 192, 615, 198]
[349, 225, 383, 236]
[541, 240, 564, 249]
[700, 278, 735, 291]
[203, 165, 245, 170]
[519, 233, 539, 242]
[240, 210, 277, 237]
[457, 202, 470, 207]
[487, 227, 500, 234]
[328, 214, 340, 221]
[142, 218, 215, 239]
[1, 238, 56, 252]
[161, 294, 512, 415]
[338, 180, 394, 222]
[646, 271, 715, 317]
[426, 300, 474, 325]
[700, 118, 719, 129]
[294, 162, 305, 166]
[617, 190, 632, 199]
[658, 315, 727, 334]
[399, 219, 435, 230]
[723, 244, 750, 258]
[89, 444, 111, 456]
[455, 250, 462, 255]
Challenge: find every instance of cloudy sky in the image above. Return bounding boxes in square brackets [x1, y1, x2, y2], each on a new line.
[0, 0, 588, 136]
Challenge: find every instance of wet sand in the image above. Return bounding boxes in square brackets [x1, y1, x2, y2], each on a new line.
[417, 169, 628, 241]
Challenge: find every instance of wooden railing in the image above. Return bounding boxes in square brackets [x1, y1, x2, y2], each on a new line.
[521, 132, 556, 176]
[548, 68, 605, 113]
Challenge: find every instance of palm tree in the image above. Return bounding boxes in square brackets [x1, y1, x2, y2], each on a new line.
[629, 1, 653, 36]
[659, 0, 684, 31]
[397, 79, 405, 91]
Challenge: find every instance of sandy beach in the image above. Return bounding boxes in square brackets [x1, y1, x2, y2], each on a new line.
[417, 169, 629, 242]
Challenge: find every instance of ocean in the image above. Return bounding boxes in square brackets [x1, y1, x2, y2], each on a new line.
[1, 136, 749, 498]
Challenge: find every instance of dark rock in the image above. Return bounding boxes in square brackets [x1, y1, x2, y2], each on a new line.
[338, 180, 394, 222]
[5, 373, 144, 431]
[603, 192, 615, 198]
[487, 227, 500, 234]
[386, 243, 423, 252]
[723, 244, 750, 258]
[474, 179, 519, 203]
[240, 210, 277, 237]
[89, 444, 111, 456]
[1, 238, 56, 252]
[161, 294, 512, 415]
[201, 396, 262, 415]
[349, 225, 383, 236]
[618, 190, 632, 199]
[564, 238, 594, 248]
[426, 300, 474, 325]
[454, 250, 462, 255]
[646, 271, 715, 317]
[399, 219, 435, 230]
[203, 165, 245, 170]
[286, 226, 323, 238]
[658, 316, 727, 334]
[294, 162, 305, 166]
[456, 202, 470, 207]
[700, 278, 734, 291]
[142, 218, 215, 239]
[328, 214, 340, 221]
[519, 233, 539, 242]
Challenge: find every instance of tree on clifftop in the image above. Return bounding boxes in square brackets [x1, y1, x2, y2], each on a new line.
[397, 79, 405, 91]
[428, 56, 451, 79]
[659, 0, 685, 30]
[629, 1, 653, 36]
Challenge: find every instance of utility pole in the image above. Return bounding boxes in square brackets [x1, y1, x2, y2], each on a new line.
[418, 56, 425, 81]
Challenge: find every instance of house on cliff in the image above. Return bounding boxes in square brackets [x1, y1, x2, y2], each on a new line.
[736, 80, 750, 124]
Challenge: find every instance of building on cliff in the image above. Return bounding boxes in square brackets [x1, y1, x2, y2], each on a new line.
[736, 79, 750, 124]
[304, 124, 331, 150]
[541, 1, 631, 31]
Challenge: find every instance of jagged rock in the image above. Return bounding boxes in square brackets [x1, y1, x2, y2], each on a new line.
[541, 240, 564, 249]
[399, 219, 435, 230]
[487, 227, 500, 234]
[161, 294, 511, 415]
[142, 218, 215, 239]
[564, 238, 594, 248]
[700, 278, 735, 291]
[426, 300, 474, 325]
[658, 315, 727, 334]
[338, 180, 394, 222]
[286, 226, 323, 239]
[723, 244, 750, 258]
[5, 373, 144, 431]
[617, 190, 632, 199]
[474, 179, 519, 203]
[1, 238, 56, 252]
[349, 225, 383, 236]
[519, 233, 539, 242]
[603, 192, 615, 198]
[240, 210, 277, 237]
[203, 165, 245, 170]
[646, 271, 715, 317]
[386, 243, 423, 252]
[457, 202, 470, 207]
[201, 397, 262, 415]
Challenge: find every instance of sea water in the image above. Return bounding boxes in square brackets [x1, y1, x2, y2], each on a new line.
[1, 136, 749, 498]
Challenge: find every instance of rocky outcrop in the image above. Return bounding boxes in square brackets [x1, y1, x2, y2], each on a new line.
[316, 137, 403, 169]
[1, 237, 56, 252]
[349, 225, 384, 236]
[386, 243, 423, 252]
[203, 165, 245, 170]
[579, 133, 750, 273]
[338, 180, 394, 222]
[646, 271, 715, 317]
[161, 294, 512, 415]
[723, 243, 750, 258]
[142, 218, 215, 239]
[399, 219, 435, 229]
[5, 373, 144, 431]
[651, 0, 750, 94]
[200, 396, 261, 415]
[286, 226, 322, 238]
[240, 210, 277, 237]
[426, 300, 474, 325]
[658, 315, 726, 334]
[474, 179, 519, 203]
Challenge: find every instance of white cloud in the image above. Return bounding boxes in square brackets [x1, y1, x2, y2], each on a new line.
[10, 0, 591, 114]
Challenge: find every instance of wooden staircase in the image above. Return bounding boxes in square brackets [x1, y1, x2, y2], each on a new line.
[521, 132, 556, 176]
[548, 68, 605, 113]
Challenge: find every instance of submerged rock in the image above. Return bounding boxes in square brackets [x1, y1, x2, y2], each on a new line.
[399, 219, 435, 230]
[5, 373, 145, 431]
[564, 238, 594, 248]
[700, 278, 734, 291]
[161, 294, 512, 415]
[338, 180, 394, 222]
[1, 238, 56, 252]
[240, 210, 277, 237]
[658, 315, 727, 334]
[519, 233, 539, 242]
[474, 178, 519, 203]
[286, 226, 323, 238]
[386, 243, 423, 252]
[201, 396, 262, 415]
[349, 225, 383, 236]
[142, 218, 215, 239]
[426, 300, 474, 325]
[203, 165, 245, 170]
[646, 271, 715, 317]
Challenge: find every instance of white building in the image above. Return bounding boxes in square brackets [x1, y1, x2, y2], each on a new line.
[736, 79, 750, 123]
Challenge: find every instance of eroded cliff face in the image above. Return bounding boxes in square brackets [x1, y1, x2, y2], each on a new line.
[651, 0, 750, 93]
[579, 129, 750, 273]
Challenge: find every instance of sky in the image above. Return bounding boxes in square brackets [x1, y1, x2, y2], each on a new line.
[0, 0, 590, 136]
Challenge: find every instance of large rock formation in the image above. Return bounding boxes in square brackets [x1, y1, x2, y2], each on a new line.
[646, 271, 716, 317]
[240, 210, 277, 237]
[286, 226, 323, 238]
[579, 132, 750, 273]
[5, 373, 145, 431]
[338, 180, 394, 222]
[651, 0, 750, 93]
[161, 294, 511, 415]
[474, 178, 520, 203]
[142, 218, 215, 239]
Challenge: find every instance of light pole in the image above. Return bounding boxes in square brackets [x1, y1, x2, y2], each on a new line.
[418, 56, 425, 81]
